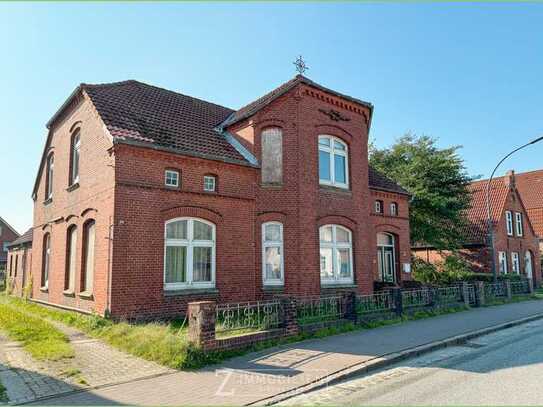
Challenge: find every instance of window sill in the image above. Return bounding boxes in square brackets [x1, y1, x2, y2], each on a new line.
[164, 288, 219, 297]
[263, 285, 285, 292]
[165, 185, 180, 190]
[321, 283, 357, 290]
[39, 286, 48, 293]
[63, 290, 75, 297]
[319, 185, 352, 195]
[66, 182, 80, 192]
[43, 198, 53, 206]
[78, 291, 94, 300]
[260, 183, 283, 189]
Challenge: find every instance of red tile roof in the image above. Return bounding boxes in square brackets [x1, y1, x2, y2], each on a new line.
[7, 228, 33, 248]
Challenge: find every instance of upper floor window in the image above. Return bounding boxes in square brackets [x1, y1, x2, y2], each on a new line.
[42, 233, 51, 288]
[81, 220, 96, 294]
[164, 218, 215, 290]
[45, 154, 54, 200]
[319, 224, 353, 285]
[318, 135, 349, 189]
[505, 211, 513, 236]
[375, 200, 383, 214]
[515, 212, 523, 236]
[165, 170, 179, 188]
[498, 251, 508, 274]
[261, 128, 283, 184]
[262, 222, 284, 286]
[203, 175, 217, 192]
[70, 131, 81, 185]
[390, 202, 398, 216]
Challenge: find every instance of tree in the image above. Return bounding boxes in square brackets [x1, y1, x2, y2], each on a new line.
[369, 134, 472, 250]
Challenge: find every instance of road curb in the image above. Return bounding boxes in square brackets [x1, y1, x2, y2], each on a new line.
[256, 312, 543, 406]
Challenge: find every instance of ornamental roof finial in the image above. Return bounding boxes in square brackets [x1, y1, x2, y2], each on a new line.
[293, 55, 308, 75]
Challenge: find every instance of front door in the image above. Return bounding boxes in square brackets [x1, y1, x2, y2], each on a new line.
[378, 246, 396, 283]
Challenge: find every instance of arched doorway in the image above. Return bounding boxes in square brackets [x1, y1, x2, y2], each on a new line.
[525, 250, 533, 281]
[377, 233, 396, 283]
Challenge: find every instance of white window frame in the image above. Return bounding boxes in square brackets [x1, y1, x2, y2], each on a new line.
[377, 232, 396, 283]
[375, 200, 382, 214]
[390, 202, 398, 216]
[42, 233, 51, 289]
[165, 170, 179, 188]
[515, 212, 523, 237]
[505, 211, 513, 236]
[71, 131, 81, 185]
[164, 217, 216, 290]
[511, 252, 520, 274]
[203, 175, 217, 192]
[498, 251, 508, 274]
[262, 222, 284, 286]
[318, 135, 349, 189]
[319, 224, 354, 285]
[46, 154, 54, 200]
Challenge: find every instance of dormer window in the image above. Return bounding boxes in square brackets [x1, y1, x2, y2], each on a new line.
[318, 135, 349, 189]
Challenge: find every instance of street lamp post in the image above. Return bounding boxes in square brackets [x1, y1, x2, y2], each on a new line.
[486, 136, 543, 283]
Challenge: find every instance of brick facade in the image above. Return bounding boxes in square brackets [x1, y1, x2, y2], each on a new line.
[29, 77, 411, 319]
[0, 217, 19, 268]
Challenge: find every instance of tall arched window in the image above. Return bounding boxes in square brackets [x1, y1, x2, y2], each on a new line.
[318, 135, 349, 189]
[319, 225, 353, 284]
[262, 222, 284, 286]
[525, 250, 533, 280]
[164, 218, 215, 290]
[261, 127, 283, 184]
[70, 130, 81, 185]
[81, 220, 95, 294]
[45, 153, 54, 200]
[65, 225, 77, 292]
[42, 233, 51, 288]
[377, 233, 396, 283]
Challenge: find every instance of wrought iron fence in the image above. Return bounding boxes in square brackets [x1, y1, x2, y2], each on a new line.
[356, 291, 395, 314]
[484, 282, 507, 299]
[511, 280, 530, 296]
[401, 288, 432, 308]
[296, 295, 345, 325]
[215, 300, 283, 334]
[465, 284, 477, 305]
[436, 286, 463, 306]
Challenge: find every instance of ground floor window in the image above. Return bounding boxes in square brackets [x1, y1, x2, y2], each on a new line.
[525, 251, 533, 279]
[511, 252, 520, 274]
[498, 251, 508, 274]
[319, 224, 353, 285]
[81, 220, 96, 294]
[42, 233, 51, 288]
[262, 222, 284, 286]
[377, 232, 396, 283]
[164, 218, 215, 290]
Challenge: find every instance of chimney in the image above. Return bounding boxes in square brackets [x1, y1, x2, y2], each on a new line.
[504, 170, 516, 189]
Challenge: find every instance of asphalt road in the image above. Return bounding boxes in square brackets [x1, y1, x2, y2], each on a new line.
[281, 317, 543, 406]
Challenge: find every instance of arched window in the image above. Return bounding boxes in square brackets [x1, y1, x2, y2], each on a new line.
[81, 220, 96, 294]
[375, 200, 383, 214]
[45, 153, 54, 200]
[70, 130, 81, 185]
[164, 218, 215, 290]
[65, 225, 77, 292]
[318, 135, 349, 189]
[390, 202, 398, 216]
[262, 222, 284, 286]
[525, 251, 533, 279]
[319, 225, 353, 284]
[14, 255, 18, 278]
[261, 127, 283, 184]
[42, 233, 51, 288]
[377, 233, 396, 283]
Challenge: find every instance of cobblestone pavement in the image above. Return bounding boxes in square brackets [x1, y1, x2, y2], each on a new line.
[279, 319, 543, 405]
[0, 322, 174, 405]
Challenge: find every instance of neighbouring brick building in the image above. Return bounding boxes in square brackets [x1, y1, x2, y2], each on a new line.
[27, 75, 411, 319]
[0, 216, 19, 271]
[413, 171, 541, 286]
[6, 229, 33, 296]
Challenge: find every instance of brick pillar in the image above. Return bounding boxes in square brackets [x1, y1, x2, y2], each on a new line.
[392, 287, 403, 316]
[343, 291, 357, 322]
[281, 297, 300, 336]
[476, 281, 485, 306]
[462, 282, 470, 307]
[188, 301, 216, 350]
[528, 278, 534, 294]
[505, 280, 512, 300]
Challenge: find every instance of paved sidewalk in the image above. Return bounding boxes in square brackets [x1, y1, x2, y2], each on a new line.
[34, 300, 543, 406]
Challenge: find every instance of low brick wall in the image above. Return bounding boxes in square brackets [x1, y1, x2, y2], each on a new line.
[214, 328, 284, 351]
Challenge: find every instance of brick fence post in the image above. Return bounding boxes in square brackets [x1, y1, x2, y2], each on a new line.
[476, 281, 485, 306]
[392, 287, 403, 316]
[343, 291, 357, 322]
[505, 280, 512, 300]
[188, 301, 217, 350]
[528, 278, 534, 294]
[281, 297, 300, 337]
[462, 282, 470, 307]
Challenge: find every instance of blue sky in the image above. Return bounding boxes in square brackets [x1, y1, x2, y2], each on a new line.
[1, 2, 543, 233]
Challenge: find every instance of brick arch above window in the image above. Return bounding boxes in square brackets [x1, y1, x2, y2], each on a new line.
[161, 205, 223, 225]
[317, 215, 357, 231]
[80, 208, 98, 218]
[257, 211, 287, 225]
[314, 124, 354, 144]
[374, 223, 401, 232]
[254, 119, 285, 131]
[65, 214, 79, 223]
[69, 121, 83, 133]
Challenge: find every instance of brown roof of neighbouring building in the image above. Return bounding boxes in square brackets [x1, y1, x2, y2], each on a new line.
[7, 228, 33, 248]
[368, 166, 410, 195]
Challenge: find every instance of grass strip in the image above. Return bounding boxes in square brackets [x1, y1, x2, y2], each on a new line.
[0, 302, 73, 361]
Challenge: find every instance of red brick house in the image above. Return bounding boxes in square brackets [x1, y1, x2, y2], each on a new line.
[6, 229, 33, 296]
[28, 75, 411, 319]
[0, 216, 19, 271]
[413, 171, 541, 286]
